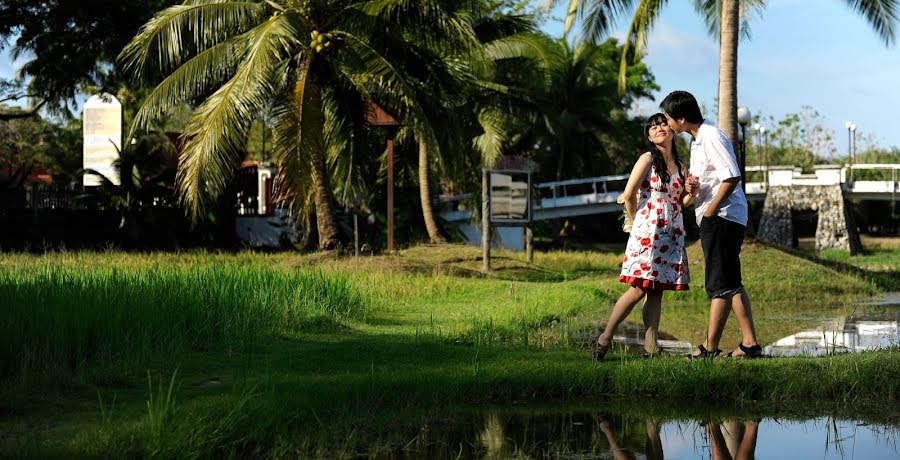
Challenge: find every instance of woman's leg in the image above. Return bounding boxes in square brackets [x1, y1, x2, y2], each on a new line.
[642, 290, 662, 354]
[598, 286, 646, 346]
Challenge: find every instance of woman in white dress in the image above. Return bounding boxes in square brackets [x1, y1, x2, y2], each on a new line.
[592, 113, 694, 360]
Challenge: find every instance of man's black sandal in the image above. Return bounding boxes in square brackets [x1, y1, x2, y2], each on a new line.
[726, 343, 763, 359]
[688, 344, 721, 360]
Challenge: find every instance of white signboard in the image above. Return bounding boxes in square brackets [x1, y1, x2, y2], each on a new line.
[82, 93, 122, 186]
[490, 173, 529, 221]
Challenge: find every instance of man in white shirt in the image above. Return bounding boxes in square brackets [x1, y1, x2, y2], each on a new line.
[660, 90, 761, 359]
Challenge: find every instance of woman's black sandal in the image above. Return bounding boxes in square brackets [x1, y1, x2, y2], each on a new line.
[726, 343, 763, 359]
[591, 339, 611, 361]
[688, 344, 721, 360]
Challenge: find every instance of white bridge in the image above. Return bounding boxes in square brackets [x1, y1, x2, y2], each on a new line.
[438, 164, 900, 223]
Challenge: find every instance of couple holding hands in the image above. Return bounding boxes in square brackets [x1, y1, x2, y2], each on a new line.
[592, 90, 762, 361]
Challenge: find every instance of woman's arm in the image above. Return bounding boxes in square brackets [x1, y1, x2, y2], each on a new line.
[681, 164, 696, 207]
[622, 153, 652, 220]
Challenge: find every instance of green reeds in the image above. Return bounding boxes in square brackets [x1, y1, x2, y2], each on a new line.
[0, 265, 363, 381]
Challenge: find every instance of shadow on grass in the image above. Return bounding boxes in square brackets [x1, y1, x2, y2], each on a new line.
[756, 240, 900, 291]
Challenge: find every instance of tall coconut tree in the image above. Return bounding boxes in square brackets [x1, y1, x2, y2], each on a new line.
[119, 0, 466, 250]
[546, 0, 898, 142]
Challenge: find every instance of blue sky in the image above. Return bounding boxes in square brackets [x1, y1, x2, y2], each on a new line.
[2, 1, 899, 151]
[542, 1, 900, 152]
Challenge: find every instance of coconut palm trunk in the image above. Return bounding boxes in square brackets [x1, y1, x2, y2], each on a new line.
[418, 137, 447, 243]
[309, 145, 342, 251]
[717, 0, 740, 143]
[303, 74, 343, 251]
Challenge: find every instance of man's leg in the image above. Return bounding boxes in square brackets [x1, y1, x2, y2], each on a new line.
[706, 296, 730, 352]
[696, 216, 730, 356]
[730, 289, 759, 354]
[736, 420, 759, 460]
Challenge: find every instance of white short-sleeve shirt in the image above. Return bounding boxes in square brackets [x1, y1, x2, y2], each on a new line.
[689, 120, 748, 227]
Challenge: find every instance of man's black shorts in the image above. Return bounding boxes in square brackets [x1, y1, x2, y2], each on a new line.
[699, 215, 745, 299]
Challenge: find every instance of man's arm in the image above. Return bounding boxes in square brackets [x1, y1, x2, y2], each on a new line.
[703, 177, 739, 217]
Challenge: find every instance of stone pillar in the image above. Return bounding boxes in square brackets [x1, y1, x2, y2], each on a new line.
[757, 184, 862, 254]
[815, 185, 862, 254]
[757, 186, 793, 248]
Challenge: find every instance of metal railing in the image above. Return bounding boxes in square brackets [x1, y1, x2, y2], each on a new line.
[536, 174, 630, 201]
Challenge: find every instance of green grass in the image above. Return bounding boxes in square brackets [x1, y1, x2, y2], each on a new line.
[820, 247, 900, 272]
[1, 243, 898, 457]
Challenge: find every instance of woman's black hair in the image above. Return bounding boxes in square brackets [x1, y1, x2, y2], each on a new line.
[644, 113, 683, 184]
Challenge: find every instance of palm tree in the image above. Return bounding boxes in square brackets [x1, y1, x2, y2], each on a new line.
[547, 0, 897, 142]
[487, 36, 655, 180]
[406, 10, 547, 243]
[119, 0, 466, 250]
[80, 133, 177, 247]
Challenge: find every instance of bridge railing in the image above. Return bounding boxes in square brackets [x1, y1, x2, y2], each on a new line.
[844, 164, 899, 197]
[434, 193, 474, 221]
[536, 174, 630, 202]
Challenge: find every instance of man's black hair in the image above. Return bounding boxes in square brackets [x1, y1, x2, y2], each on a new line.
[660, 91, 703, 123]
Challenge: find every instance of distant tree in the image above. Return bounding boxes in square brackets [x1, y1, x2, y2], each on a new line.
[504, 37, 657, 181]
[750, 107, 836, 171]
[0, 79, 47, 120]
[0, 110, 81, 186]
[0, 0, 178, 114]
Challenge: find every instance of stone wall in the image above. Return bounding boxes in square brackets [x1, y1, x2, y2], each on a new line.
[757, 185, 862, 254]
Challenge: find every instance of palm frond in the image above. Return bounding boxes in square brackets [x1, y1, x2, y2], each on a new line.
[118, 1, 268, 81]
[846, 0, 899, 45]
[692, 0, 766, 41]
[357, 0, 482, 55]
[270, 57, 320, 229]
[580, 0, 636, 43]
[129, 38, 250, 136]
[484, 33, 555, 67]
[333, 30, 434, 144]
[473, 107, 509, 167]
[617, 0, 666, 95]
[176, 13, 301, 223]
[322, 81, 371, 208]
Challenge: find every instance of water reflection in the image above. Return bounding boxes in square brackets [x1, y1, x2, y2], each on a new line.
[765, 311, 900, 357]
[368, 412, 899, 459]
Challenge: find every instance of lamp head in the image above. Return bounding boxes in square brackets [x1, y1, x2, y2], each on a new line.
[737, 107, 752, 125]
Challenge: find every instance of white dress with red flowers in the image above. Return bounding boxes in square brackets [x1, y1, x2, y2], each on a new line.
[619, 161, 690, 291]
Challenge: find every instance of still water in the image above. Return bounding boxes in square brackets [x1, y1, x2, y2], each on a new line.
[369, 413, 899, 459]
[605, 294, 900, 358]
[763, 294, 899, 357]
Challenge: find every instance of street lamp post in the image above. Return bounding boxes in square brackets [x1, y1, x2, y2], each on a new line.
[762, 127, 769, 187]
[845, 121, 855, 182]
[851, 123, 857, 182]
[754, 124, 767, 188]
[737, 107, 752, 192]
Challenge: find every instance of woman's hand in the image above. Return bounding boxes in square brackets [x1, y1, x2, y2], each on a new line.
[685, 174, 700, 196]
